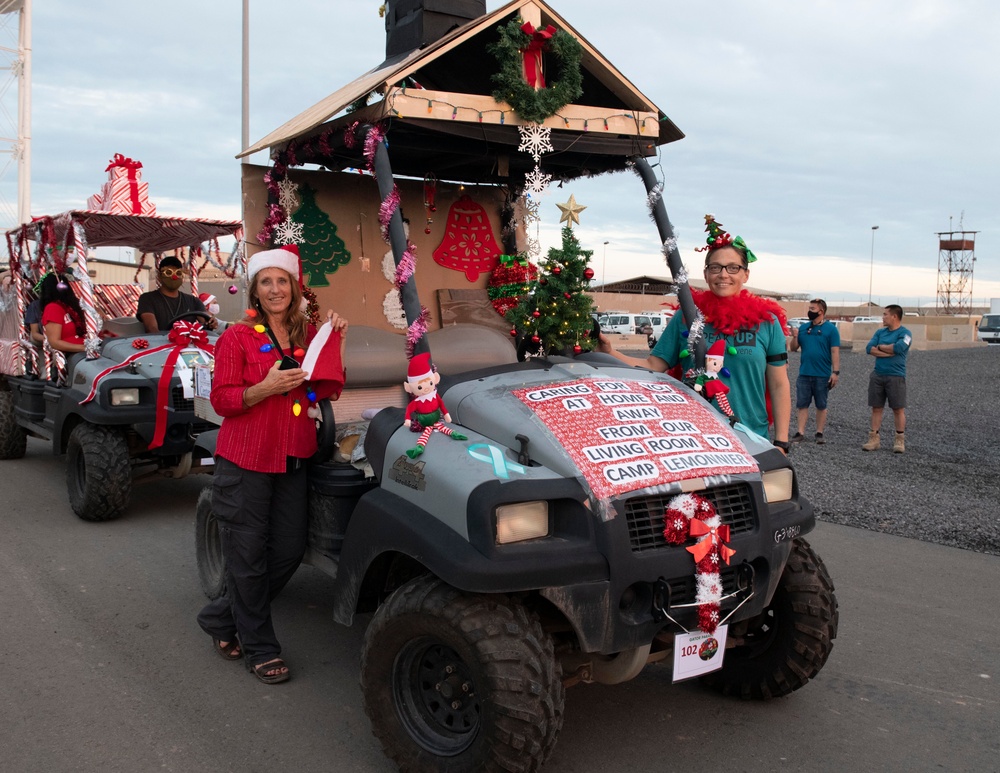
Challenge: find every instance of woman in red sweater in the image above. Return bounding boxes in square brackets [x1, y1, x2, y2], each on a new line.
[39, 272, 87, 354]
[197, 246, 347, 684]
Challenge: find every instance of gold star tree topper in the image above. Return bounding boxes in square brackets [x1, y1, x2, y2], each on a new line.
[556, 194, 587, 227]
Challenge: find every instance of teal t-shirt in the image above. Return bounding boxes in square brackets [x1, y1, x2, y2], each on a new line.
[797, 321, 840, 377]
[866, 326, 912, 377]
[653, 311, 787, 437]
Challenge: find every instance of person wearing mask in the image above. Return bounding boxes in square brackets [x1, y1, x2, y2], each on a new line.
[789, 298, 840, 444]
[597, 215, 791, 452]
[196, 246, 347, 684]
[862, 304, 911, 453]
[136, 256, 215, 333]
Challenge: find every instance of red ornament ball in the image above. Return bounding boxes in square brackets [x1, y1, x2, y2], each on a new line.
[583, 268, 595, 280]
[424, 227, 432, 234]
[531, 334, 541, 344]
[532, 309, 541, 318]
[510, 328, 518, 337]
[552, 265, 562, 275]
[573, 344, 582, 354]
[228, 284, 238, 294]
[539, 277, 547, 285]
[563, 292, 572, 299]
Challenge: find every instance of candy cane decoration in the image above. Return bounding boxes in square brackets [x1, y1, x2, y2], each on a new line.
[70, 220, 101, 358]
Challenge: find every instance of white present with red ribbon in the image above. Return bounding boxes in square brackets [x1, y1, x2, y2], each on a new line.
[86, 154, 157, 216]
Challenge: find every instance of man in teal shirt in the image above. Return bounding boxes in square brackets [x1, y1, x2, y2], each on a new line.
[789, 298, 840, 444]
[862, 304, 911, 453]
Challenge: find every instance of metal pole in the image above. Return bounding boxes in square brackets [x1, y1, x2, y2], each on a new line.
[867, 225, 879, 309]
[17, 0, 32, 224]
[602, 240, 608, 287]
[241, 0, 249, 162]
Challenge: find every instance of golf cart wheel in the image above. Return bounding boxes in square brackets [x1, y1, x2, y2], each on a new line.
[66, 423, 132, 522]
[0, 388, 27, 459]
[361, 575, 564, 773]
[701, 537, 838, 699]
[195, 485, 226, 599]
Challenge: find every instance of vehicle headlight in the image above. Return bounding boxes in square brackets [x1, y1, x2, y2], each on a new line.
[110, 388, 140, 406]
[762, 468, 793, 503]
[496, 501, 549, 544]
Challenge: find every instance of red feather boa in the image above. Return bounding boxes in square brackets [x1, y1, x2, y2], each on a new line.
[691, 288, 789, 336]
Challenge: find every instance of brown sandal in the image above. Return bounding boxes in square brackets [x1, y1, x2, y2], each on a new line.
[248, 657, 290, 684]
[213, 638, 242, 661]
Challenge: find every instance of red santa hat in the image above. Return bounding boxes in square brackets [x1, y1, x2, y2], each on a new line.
[407, 352, 434, 383]
[707, 339, 728, 358]
[247, 245, 301, 285]
[198, 292, 217, 306]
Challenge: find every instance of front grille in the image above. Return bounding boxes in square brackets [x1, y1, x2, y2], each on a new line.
[624, 483, 757, 553]
[172, 386, 194, 412]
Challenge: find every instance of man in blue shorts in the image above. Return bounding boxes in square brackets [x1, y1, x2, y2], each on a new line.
[789, 298, 840, 444]
[862, 304, 911, 453]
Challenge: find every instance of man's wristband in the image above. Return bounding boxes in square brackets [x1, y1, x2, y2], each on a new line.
[832, 370, 840, 375]
[773, 440, 790, 451]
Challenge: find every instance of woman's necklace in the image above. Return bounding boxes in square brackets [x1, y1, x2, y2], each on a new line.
[250, 313, 314, 416]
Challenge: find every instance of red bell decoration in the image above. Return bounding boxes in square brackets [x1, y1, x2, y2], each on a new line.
[583, 267, 595, 280]
[432, 194, 502, 281]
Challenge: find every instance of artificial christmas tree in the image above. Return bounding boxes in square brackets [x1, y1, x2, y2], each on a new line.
[506, 226, 596, 355]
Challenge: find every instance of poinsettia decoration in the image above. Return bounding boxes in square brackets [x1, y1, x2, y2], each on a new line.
[663, 492, 736, 634]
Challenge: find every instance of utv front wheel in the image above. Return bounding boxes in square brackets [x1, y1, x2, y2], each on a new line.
[195, 485, 226, 599]
[0, 389, 27, 459]
[66, 423, 132, 521]
[361, 576, 564, 773]
[701, 537, 838, 699]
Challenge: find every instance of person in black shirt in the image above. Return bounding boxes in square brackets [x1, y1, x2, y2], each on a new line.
[136, 256, 216, 333]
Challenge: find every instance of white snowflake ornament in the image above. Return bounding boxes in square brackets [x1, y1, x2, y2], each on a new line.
[277, 178, 300, 211]
[518, 124, 554, 162]
[524, 166, 552, 197]
[274, 218, 304, 246]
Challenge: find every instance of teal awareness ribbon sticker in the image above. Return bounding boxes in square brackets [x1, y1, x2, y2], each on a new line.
[467, 443, 526, 479]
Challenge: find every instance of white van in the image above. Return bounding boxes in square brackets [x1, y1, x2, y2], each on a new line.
[852, 316, 881, 324]
[600, 312, 654, 336]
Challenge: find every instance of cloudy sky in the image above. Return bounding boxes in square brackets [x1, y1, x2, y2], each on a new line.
[6, 0, 1000, 306]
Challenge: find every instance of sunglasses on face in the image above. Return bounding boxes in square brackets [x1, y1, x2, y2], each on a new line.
[160, 268, 185, 278]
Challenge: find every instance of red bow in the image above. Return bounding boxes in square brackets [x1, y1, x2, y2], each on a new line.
[686, 520, 736, 565]
[520, 22, 556, 89]
[105, 153, 143, 173]
[149, 321, 215, 449]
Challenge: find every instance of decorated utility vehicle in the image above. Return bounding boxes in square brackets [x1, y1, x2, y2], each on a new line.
[0, 191, 243, 521]
[196, 2, 838, 771]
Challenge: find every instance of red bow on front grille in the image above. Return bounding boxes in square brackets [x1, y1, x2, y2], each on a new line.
[149, 322, 215, 450]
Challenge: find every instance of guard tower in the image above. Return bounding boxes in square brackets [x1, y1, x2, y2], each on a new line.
[936, 229, 977, 315]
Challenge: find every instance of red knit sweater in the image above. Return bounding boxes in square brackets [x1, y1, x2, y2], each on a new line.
[211, 322, 342, 473]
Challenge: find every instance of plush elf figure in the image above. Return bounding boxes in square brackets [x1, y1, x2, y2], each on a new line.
[403, 352, 468, 458]
[694, 339, 738, 424]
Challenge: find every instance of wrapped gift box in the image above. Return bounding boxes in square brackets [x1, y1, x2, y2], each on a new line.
[86, 153, 157, 216]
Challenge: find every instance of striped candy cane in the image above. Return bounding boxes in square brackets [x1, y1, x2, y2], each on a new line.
[71, 221, 100, 358]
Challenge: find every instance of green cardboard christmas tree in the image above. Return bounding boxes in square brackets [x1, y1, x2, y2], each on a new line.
[292, 184, 350, 286]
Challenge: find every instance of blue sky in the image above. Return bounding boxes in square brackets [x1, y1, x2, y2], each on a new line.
[7, 0, 1000, 306]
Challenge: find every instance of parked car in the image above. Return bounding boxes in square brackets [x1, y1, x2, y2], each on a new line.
[852, 316, 881, 324]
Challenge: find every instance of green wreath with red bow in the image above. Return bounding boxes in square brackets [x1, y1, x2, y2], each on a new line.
[488, 18, 583, 124]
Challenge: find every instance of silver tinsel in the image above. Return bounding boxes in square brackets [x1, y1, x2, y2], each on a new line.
[675, 266, 689, 285]
[687, 314, 705, 346]
[646, 182, 664, 211]
[662, 236, 677, 256]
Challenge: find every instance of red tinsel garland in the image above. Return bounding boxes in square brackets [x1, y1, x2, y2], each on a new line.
[691, 288, 789, 336]
[663, 492, 736, 634]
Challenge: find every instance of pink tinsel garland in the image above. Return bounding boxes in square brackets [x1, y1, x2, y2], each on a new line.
[405, 306, 430, 359]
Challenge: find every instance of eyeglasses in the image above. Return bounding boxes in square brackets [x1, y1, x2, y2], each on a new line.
[705, 263, 746, 275]
[160, 268, 185, 278]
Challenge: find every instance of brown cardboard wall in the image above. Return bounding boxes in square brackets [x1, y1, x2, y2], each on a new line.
[242, 164, 507, 334]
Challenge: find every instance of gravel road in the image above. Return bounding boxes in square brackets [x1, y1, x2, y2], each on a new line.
[785, 345, 1000, 556]
[620, 344, 1000, 555]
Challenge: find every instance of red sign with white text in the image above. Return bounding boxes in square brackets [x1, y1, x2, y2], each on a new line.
[513, 378, 758, 501]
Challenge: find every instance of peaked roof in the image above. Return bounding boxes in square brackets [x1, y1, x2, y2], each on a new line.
[240, 0, 682, 159]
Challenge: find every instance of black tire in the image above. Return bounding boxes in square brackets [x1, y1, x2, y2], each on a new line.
[0, 389, 27, 460]
[66, 423, 132, 522]
[700, 537, 838, 700]
[195, 485, 226, 599]
[360, 576, 564, 773]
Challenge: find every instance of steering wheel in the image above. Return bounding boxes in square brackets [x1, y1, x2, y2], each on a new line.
[168, 310, 216, 329]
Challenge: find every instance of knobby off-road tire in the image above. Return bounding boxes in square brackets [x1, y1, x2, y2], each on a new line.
[701, 537, 838, 699]
[195, 485, 226, 599]
[360, 576, 565, 773]
[0, 389, 27, 459]
[66, 423, 132, 522]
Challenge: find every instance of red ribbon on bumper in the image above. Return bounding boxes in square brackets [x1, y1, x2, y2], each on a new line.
[105, 153, 143, 214]
[149, 321, 215, 450]
[686, 520, 736, 565]
[520, 22, 556, 89]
